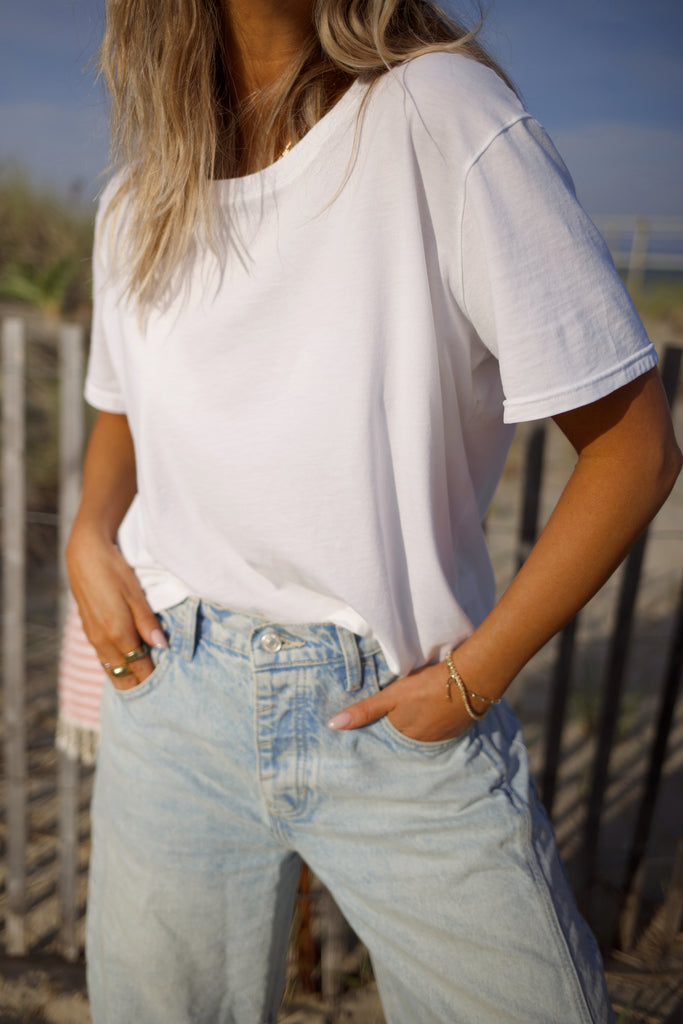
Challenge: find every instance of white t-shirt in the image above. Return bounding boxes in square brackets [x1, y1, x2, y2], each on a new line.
[86, 52, 657, 675]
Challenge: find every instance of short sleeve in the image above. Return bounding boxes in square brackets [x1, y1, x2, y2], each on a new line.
[460, 116, 657, 423]
[84, 186, 128, 414]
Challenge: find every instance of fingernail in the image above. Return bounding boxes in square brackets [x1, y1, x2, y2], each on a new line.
[151, 628, 168, 648]
[328, 711, 352, 730]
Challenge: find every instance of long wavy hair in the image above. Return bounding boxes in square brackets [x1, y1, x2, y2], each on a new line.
[99, 0, 512, 311]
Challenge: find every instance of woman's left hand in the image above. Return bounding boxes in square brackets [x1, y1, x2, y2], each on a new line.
[328, 660, 476, 742]
[328, 370, 681, 747]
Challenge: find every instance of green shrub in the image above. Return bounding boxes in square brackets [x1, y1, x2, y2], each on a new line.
[0, 165, 95, 318]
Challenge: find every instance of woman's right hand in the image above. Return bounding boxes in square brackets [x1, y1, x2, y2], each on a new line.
[66, 521, 167, 690]
[65, 411, 166, 689]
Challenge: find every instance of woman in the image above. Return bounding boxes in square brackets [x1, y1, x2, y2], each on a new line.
[67, 1, 681, 1021]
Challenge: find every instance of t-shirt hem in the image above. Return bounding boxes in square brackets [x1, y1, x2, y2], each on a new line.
[84, 382, 127, 415]
[134, 573, 191, 615]
[502, 346, 658, 424]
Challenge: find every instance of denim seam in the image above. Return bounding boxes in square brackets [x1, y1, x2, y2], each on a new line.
[199, 635, 253, 659]
[515, 796, 600, 1024]
[475, 725, 601, 1021]
[295, 668, 307, 803]
[253, 654, 351, 671]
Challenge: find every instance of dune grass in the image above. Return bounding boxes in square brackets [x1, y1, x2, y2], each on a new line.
[0, 165, 95, 320]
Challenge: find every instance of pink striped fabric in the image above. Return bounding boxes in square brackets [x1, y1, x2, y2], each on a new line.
[56, 594, 106, 764]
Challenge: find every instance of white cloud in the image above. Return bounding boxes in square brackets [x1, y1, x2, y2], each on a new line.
[552, 122, 683, 216]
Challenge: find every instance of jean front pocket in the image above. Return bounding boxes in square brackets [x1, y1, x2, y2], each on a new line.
[111, 642, 174, 702]
[368, 650, 476, 757]
[108, 613, 176, 703]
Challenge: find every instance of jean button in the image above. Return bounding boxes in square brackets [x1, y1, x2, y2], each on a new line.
[261, 630, 283, 653]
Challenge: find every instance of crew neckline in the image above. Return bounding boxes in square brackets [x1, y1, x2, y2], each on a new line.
[213, 75, 369, 194]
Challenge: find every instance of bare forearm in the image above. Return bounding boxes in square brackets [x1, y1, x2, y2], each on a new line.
[454, 421, 680, 697]
[70, 411, 137, 542]
[66, 410, 163, 686]
[455, 369, 681, 698]
[330, 369, 681, 738]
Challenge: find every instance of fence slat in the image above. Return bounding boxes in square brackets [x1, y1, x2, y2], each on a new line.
[626, 218, 651, 292]
[2, 318, 27, 956]
[320, 890, 350, 1003]
[617, 568, 683, 949]
[57, 323, 84, 625]
[57, 323, 85, 962]
[541, 614, 579, 814]
[581, 533, 649, 901]
[517, 423, 546, 571]
[658, 837, 683, 948]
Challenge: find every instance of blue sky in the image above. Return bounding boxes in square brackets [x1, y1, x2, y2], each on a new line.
[475, 0, 683, 216]
[1, 0, 682, 215]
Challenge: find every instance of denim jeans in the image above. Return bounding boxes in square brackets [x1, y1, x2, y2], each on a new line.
[87, 597, 613, 1024]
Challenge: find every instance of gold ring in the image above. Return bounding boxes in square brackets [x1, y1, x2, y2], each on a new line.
[124, 643, 150, 663]
[110, 663, 133, 678]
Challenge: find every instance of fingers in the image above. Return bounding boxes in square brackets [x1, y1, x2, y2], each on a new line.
[68, 532, 168, 691]
[80, 587, 152, 675]
[100, 646, 156, 691]
[93, 595, 167, 688]
[327, 662, 475, 742]
[100, 589, 168, 689]
[128, 583, 169, 652]
[92, 619, 157, 690]
[328, 692, 393, 731]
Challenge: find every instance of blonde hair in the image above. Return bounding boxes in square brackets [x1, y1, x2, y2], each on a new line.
[99, 0, 512, 311]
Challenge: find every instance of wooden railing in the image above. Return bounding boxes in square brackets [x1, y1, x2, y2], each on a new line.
[593, 216, 683, 292]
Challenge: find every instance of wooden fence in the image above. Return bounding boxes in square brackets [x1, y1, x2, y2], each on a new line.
[2, 317, 84, 961]
[1, 315, 682, 994]
[517, 343, 683, 954]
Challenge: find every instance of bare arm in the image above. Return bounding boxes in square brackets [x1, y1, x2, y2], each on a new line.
[66, 412, 166, 688]
[329, 368, 682, 738]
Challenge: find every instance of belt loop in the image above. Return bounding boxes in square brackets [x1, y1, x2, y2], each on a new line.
[179, 596, 200, 661]
[336, 625, 362, 692]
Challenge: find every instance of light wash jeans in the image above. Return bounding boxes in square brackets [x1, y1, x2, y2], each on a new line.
[87, 597, 613, 1024]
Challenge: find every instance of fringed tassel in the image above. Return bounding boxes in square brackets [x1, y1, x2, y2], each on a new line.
[56, 716, 100, 767]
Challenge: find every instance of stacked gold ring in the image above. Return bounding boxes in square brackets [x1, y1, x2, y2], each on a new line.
[102, 642, 150, 678]
[124, 643, 150, 663]
[109, 663, 132, 678]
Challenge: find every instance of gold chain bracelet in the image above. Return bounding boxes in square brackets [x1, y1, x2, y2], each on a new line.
[445, 650, 501, 722]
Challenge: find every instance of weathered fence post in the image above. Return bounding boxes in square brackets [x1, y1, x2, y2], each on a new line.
[2, 317, 27, 955]
[517, 423, 546, 571]
[658, 837, 683, 950]
[626, 218, 650, 293]
[617, 567, 683, 949]
[57, 322, 85, 962]
[320, 890, 349, 1003]
[541, 614, 579, 814]
[58, 323, 84, 628]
